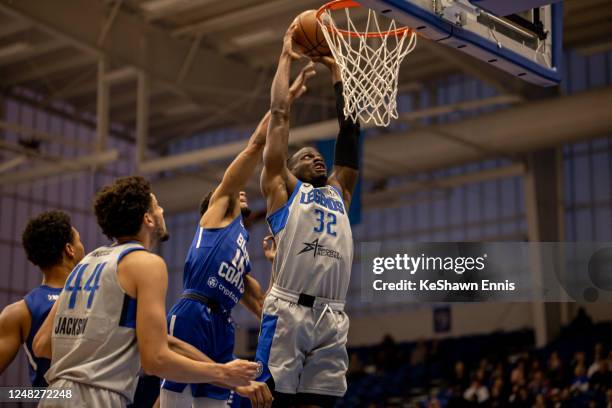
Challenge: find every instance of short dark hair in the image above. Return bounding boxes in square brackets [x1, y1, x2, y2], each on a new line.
[22, 210, 74, 268]
[94, 176, 152, 240]
[199, 191, 213, 217]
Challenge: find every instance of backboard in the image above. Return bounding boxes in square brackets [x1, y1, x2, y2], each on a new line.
[358, 0, 563, 86]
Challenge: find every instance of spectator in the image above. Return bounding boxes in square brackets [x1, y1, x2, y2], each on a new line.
[547, 352, 564, 389]
[427, 397, 441, 408]
[489, 378, 505, 407]
[451, 361, 470, 391]
[533, 393, 548, 408]
[570, 351, 587, 383]
[511, 360, 526, 386]
[528, 370, 548, 396]
[590, 359, 612, 392]
[588, 343, 606, 378]
[509, 386, 531, 407]
[375, 334, 399, 372]
[347, 352, 366, 381]
[549, 388, 570, 408]
[463, 374, 490, 404]
[491, 361, 505, 382]
[570, 364, 589, 394]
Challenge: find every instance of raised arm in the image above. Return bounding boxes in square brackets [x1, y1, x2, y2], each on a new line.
[261, 25, 308, 214]
[122, 251, 258, 386]
[317, 56, 361, 208]
[0, 301, 29, 372]
[204, 62, 315, 226]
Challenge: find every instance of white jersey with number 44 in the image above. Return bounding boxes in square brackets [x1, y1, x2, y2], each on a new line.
[45, 243, 145, 402]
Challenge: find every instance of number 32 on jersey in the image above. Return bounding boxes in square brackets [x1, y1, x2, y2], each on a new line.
[313, 209, 337, 236]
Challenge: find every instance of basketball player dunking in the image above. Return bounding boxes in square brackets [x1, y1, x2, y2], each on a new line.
[160, 63, 315, 408]
[256, 24, 360, 408]
[33, 176, 259, 407]
[0, 211, 84, 387]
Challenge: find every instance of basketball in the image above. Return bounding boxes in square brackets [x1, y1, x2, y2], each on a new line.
[292, 9, 331, 58]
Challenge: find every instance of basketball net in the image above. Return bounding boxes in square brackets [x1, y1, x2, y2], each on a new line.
[318, 4, 417, 127]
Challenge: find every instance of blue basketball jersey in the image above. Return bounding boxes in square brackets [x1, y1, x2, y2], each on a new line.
[182, 215, 251, 311]
[23, 285, 62, 387]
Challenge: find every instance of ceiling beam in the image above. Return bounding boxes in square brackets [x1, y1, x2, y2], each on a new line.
[565, 21, 612, 47]
[0, 144, 119, 186]
[396, 94, 523, 122]
[0, 0, 261, 117]
[142, 85, 612, 178]
[2, 88, 134, 143]
[140, 0, 216, 22]
[0, 119, 93, 150]
[172, 0, 321, 38]
[364, 163, 526, 208]
[0, 53, 95, 85]
[362, 85, 612, 180]
[0, 18, 29, 37]
[0, 39, 66, 66]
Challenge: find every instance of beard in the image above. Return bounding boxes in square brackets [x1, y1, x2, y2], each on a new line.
[310, 174, 328, 188]
[240, 206, 252, 219]
[158, 230, 170, 242]
[293, 166, 328, 188]
[153, 214, 170, 242]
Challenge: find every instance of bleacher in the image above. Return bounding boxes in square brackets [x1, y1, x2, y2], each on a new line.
[338, 321, 612, 407]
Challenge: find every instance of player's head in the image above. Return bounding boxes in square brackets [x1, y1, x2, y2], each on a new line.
[199, 190, 252, 219]
[199, 191, 213, 217]
[238, 191, 252, 219]
[22, 210, 85, 271]
[94, 176, 169, 244]
[288, 146, 327, 187]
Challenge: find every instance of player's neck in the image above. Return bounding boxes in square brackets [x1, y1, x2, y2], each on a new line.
[41, 263, 73, 288]
[116, 233, 156, 251]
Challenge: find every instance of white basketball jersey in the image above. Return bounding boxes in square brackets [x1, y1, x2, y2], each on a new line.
[45, 243, 144, 402]
[267, 181, 353, 301]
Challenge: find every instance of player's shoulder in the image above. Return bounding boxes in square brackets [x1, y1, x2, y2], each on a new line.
[119, 250, 165, 269]
[0, 299, 30, 329]
[117, 251, 167, 295]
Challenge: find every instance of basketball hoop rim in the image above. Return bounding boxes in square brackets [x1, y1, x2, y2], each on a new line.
[316, 0, 413, 38]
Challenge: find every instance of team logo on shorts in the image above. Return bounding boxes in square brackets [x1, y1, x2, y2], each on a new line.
[298, 238, 342, 260]
[255, 361, 264, 377]
[207, 277, 218, 288]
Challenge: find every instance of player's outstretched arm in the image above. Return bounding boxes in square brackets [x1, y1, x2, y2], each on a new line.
[32, 300, 57, 359]
[204, 63, 315, 226]
[0, 301, 28, 373]
[167, 335, 215, 363]
[240, 275, 266, 320]
[202, 111, 271, 226]
[261, 24, 308, 214]
[122, 251, 258, 386]
[315, 56, 360, 208]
